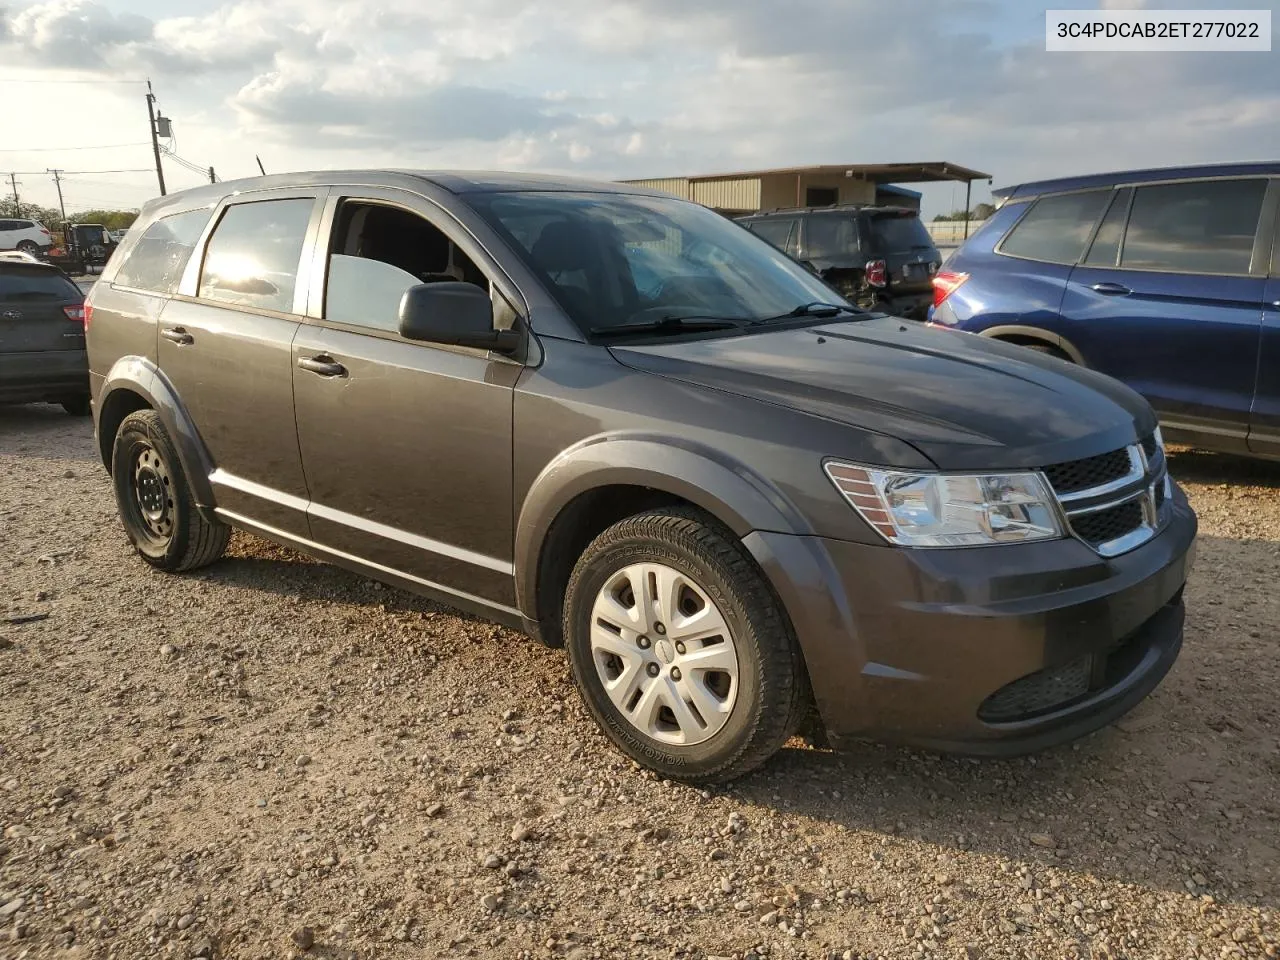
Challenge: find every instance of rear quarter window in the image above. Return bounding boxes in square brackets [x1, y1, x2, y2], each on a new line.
[998, 190, 1111, 264]
[868, 213, 934, 253]
[0, 267, 81, 300]
[114, 208, 214, 295]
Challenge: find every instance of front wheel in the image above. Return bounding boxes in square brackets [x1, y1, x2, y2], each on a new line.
[563, 508, 807, 783]
[111, 409, 230, 572]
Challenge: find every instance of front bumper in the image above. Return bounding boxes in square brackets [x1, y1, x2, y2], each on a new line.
[745, 485, 1196, 756]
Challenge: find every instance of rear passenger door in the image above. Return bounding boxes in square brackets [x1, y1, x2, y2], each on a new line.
[1062, 178, 1272, 451]
[159, 189, 326, 537]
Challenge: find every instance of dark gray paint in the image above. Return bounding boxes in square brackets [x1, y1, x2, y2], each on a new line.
[86, 169, 1195, 751]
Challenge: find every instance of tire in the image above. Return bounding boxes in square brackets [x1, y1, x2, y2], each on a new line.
[563, 507, 807, 783]
[61, 396, 90, 417]
[16, 240, 38, 256]
[111, 409, 230, 572]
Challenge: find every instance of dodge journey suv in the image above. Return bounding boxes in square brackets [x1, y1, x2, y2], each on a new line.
[87, 171, 1196, 782]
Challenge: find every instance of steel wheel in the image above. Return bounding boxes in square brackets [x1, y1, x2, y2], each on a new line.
[129, 440, 175, 544]
[589, 561, 739, 746]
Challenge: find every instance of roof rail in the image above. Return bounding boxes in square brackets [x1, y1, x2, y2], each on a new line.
[746, 202, 915, 216]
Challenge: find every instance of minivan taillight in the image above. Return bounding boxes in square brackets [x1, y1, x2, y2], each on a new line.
[865, 259, 887, 288]
[932, 270, 969, 308]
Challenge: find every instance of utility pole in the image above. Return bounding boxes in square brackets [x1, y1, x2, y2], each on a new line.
[145, 79, 167, 196]
[208, 166, 217, 184]
[47, 169, 67, 225]
[7, 173, 20, 216]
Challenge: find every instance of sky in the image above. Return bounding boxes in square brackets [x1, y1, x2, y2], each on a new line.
[1, 0, 1277, 219]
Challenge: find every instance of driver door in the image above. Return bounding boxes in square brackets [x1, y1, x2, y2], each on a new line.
[291, 188, 526, 611]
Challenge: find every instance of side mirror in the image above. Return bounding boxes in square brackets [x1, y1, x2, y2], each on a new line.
[398, 282, 520, 353]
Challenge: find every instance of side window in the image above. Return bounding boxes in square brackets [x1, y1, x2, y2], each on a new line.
[749, 219, 797, 253]
[1083, 189, 1131, 267]
[999, 190, 1111, 264]
[199, 198, 314, 313]
[113, 208, 212, 294]
[1121, 179, 1266, 275]
[324, 201, 489, 333]
[804, 216, 858, 258]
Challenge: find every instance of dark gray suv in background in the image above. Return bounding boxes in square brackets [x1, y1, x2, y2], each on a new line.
[86, 171, 1196, 782]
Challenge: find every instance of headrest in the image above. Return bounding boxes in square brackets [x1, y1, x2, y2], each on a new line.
[530, 219, 596, 273]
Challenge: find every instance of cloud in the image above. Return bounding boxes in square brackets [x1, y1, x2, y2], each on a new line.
[1, 0, 1277, 204]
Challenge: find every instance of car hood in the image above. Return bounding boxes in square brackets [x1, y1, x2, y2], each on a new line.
[609, 317, 1156, 471]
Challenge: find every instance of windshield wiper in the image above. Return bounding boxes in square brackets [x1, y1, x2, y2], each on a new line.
[747, 302, 865, 325]
[590, 316, 744, 339]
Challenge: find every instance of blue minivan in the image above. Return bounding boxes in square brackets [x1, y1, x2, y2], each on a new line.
[931, 162, 1280, 459]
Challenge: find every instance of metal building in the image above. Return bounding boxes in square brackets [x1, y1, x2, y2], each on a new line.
[621, 161, 991, 217]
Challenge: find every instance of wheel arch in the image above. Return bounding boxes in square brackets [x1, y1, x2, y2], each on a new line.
[979, 324, 1085, 364]
[96, 356, 217, 508]
[514, 436, 811, 646]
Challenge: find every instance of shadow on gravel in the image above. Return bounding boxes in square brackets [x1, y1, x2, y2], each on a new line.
[1166, 447, 1280, 489]
[194, 546, 488, 624]
[0, 402, 97, 459]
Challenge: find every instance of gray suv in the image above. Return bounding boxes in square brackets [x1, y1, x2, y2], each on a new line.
[87, 171, 1196, 782]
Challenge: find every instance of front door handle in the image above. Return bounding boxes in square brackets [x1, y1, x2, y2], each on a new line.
[1090, 282, 1131, 296]
[297, 355, 347, 378]
[161, 326, 194, 345]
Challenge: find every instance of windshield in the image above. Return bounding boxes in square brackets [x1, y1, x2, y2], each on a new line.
[469, 191, 845, 335]
[870, 212, 935, 253]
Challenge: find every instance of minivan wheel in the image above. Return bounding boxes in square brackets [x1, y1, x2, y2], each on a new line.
[111, 410, 230, 572]
[563, 508, 806, 783]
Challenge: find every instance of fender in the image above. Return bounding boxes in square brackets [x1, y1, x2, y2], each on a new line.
[979, 323, 1087, 365]
[513, 433, 812, 619]
[96, 356, 217, 509]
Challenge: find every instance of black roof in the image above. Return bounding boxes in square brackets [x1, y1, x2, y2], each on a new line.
[739, 204, 919, 219]
[139, 169, 667, 219]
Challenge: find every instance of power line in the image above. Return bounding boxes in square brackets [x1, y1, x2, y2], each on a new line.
[0, 142, 151, 153]
[0, 77, 147, 84]
[5, 168, 153, 175]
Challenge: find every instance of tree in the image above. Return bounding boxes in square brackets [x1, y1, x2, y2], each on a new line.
[68, 209, 140, 231]
[0, 198, 62, 224]
[971, 202, 996, 221]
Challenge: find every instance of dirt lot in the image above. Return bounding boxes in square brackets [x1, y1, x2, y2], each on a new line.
[1, 404, 1277, 960]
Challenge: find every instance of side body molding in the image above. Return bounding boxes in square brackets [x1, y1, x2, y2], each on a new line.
[96, 355, 218, 509]
[513, 434, 813, 620]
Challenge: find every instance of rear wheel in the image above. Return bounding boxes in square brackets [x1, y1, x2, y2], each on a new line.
[111, 409, 229, 572]
[16, 240, 38, 256]
[563, 508, 806, 783]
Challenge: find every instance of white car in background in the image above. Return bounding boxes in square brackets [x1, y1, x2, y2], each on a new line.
[0, 218, 54, 256]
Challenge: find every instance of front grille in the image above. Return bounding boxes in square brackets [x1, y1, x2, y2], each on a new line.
[978, 655, 1091, 722]
[1071, 500, 1144, 547]
[1042, 448, 1132, 495]
[1141, 433, 1158, 460]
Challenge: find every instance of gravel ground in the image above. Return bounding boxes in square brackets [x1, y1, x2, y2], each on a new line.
[1, 403, 1277, 960]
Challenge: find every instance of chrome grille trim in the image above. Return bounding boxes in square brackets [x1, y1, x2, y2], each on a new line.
[1041, 434, 1169, 558]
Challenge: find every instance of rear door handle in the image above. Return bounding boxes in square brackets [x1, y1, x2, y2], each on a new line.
[1090, 282, 1131, 296]
[161, 326, 193, 345]
[297, 355, 347, 378]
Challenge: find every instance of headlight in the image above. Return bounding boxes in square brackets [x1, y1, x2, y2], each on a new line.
[824, 462, 1064, 547]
